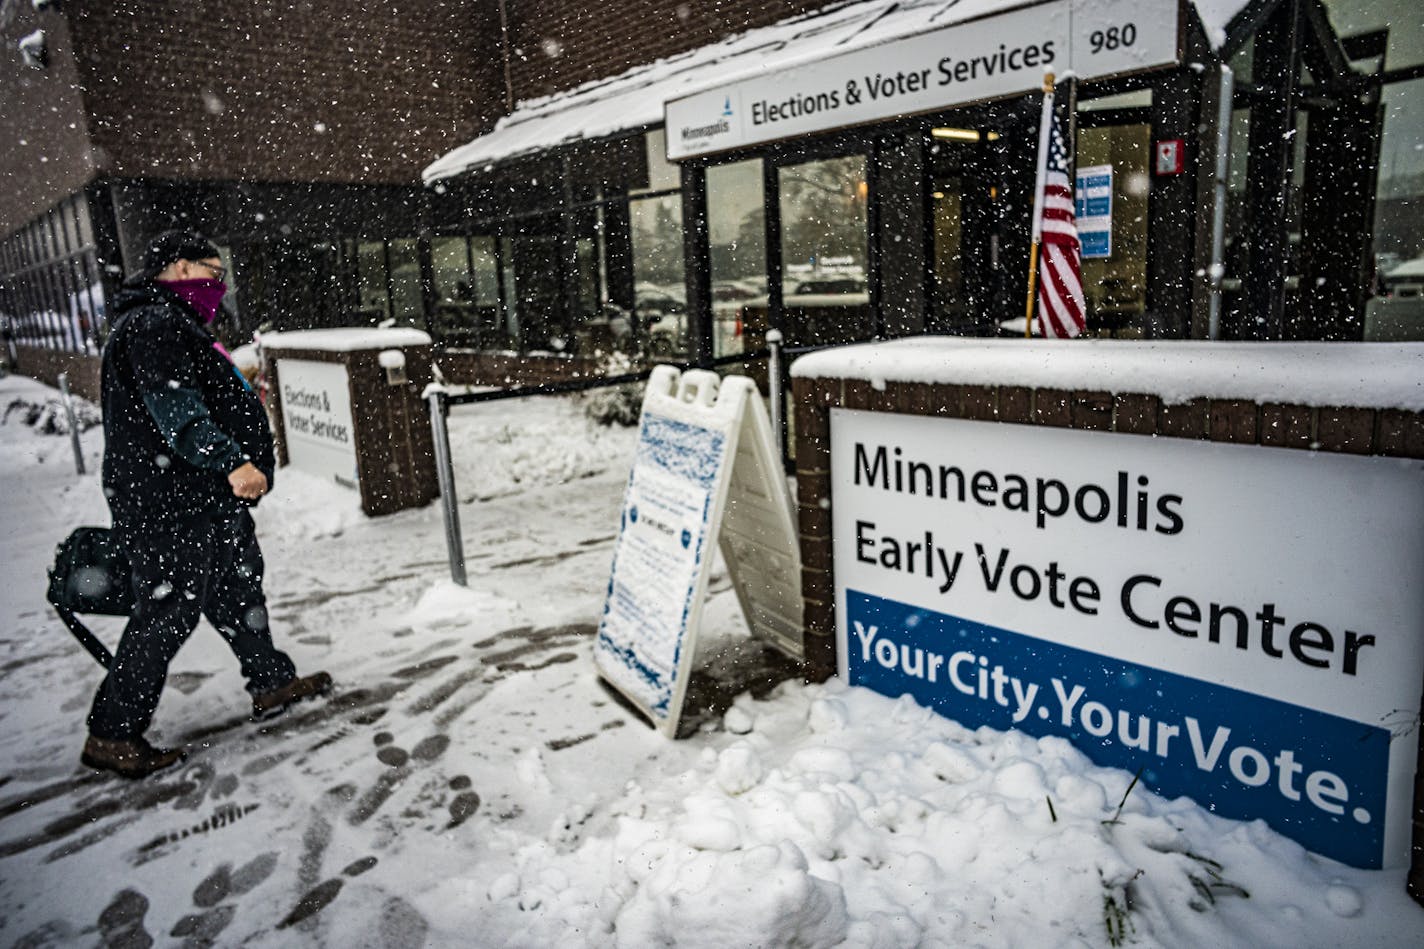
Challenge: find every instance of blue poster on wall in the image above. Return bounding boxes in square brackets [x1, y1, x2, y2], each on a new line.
[1076, 164, 1113, 259]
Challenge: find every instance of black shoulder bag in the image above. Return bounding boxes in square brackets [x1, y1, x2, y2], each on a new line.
[45, 526, 131, 668]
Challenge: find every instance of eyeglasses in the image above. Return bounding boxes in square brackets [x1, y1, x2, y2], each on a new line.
[192, 260, 227, 281]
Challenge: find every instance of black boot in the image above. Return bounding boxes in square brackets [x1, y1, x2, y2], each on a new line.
[252, 671, 333, 719]
[81, 735, 186, 779]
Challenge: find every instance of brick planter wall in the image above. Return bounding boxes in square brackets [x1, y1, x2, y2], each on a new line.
[264, 344, 437, 517]
[434, 350, 604, 388]
[790, 375, 1424, 897]
[11, 346, 102, 403]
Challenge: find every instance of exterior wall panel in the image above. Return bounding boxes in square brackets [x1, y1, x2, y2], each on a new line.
[504, 0, 825, 100]
[0, 4, 98, 234]
[62, 0, 505, 186]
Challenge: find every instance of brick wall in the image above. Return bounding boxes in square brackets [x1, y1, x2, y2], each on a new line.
[434, 350, 604, 387]
[62, 0, 506, 185]
[504, 0, 827, 101]
[11, 346, 103, 404]
[0, 3, 99, 233]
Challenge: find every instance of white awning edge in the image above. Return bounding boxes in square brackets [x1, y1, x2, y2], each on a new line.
[423, 0, 1254, 184]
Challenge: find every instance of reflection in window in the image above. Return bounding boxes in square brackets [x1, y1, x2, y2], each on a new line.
[1218, 106, 1252, 327]
[387, 239, 422, 326]
[778, 155, 871, 346]
[1075, 123, 1151, 335]
[1365, 78, 1424, 340]
[500, 236, 519, 349]
[1320, 0, 1422, 71]
[632, 128, 682, 196]
[431, 236, 474, 338]
[629, 193, 686, 358]
[708, 159, 766, 356]
[431, 235, 516, 348]
[357, 241, 389, 322]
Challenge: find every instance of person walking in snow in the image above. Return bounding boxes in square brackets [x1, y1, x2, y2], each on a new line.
[83, 229, 331, 779]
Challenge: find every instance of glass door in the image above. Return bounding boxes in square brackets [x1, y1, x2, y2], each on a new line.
[776, 154, 872, 346]
[927, 104, 1037, 335]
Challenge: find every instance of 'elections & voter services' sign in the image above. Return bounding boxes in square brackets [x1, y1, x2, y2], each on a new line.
[831, 410, 1424, 869]
[277, 359, 359, 491]
[667, 0, 1180, 160]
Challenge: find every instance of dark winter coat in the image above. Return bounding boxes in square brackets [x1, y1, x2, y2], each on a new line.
[101, 280, 274, 526]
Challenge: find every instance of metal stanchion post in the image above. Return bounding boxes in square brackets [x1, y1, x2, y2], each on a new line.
[427, 390, 467, 586]
[57, 372, 86, 476]
[766, 329, 786, 469]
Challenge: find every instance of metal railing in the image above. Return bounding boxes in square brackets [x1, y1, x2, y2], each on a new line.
[425, 332, 872, 584]
[426, 338, 794, 585]
[57, 372, 86, 476]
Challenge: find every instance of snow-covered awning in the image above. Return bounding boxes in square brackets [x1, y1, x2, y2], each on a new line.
[424, 0, 1256, 183]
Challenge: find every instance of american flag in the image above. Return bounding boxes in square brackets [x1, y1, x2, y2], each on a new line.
[1033, 109, 1085, 338]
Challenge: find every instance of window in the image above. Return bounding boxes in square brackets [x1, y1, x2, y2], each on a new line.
[778, 155, 871, 347]
[1074, 122, 1151, 335]
[1364, 78, 1424, 340]
[431, 236, 472, 337]
[357, 241, 389, 323]
[387, 239, 423, 327]
[1320, 0, 1423, 71]
[631, 128, 682, 196]
[707, 159, 766, 357]
[629, 193, 686, 358]
[434, 130, 688, 360]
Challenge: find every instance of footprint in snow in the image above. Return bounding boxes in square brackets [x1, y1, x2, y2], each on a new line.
[97, 888, 152, 949]
[447, 775, 481, 827]
[169, 852, 279, 947]
[276, 856, 379, 930]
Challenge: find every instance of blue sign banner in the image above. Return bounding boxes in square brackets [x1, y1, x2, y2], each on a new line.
[1075, 173, 1112, 217]
[1080, 230, 1111, 258]
[1075, 164, 1113, 260]
[843, 589, 1391, 868]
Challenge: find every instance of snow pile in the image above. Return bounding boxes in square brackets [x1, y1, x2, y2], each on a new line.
[410, 580, 518, 625]
[462, 680, 1414, 947]
[256, 466, 366, 540]
[449, 395, 636, 500]
[791, 338, 1424, 411]
[229, 342, 260, 372]
[258, 327, 432, 352]
[2, 392, 103, 435]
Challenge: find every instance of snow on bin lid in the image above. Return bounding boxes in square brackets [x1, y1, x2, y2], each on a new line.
[423, 0, 1254, 182]
[789, 338, 1424, 411]
[258, 328, 432, 352]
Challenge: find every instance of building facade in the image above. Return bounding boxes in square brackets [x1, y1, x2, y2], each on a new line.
[3, 0, 1421, 398]
[0, 0, 503, 393]
[422, 0, 1424, 369]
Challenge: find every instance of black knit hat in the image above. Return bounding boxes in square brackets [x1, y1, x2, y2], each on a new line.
[135, 229, 221, 281]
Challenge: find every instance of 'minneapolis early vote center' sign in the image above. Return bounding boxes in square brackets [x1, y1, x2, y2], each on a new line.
[667, 0, 1180, 159]
[831, 410, 1424, 869]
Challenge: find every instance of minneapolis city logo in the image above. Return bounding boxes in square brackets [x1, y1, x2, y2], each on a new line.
[680, 96, 734, 141]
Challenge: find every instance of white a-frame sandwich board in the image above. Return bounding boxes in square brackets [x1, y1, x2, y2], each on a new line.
[594, 366, 804, 738]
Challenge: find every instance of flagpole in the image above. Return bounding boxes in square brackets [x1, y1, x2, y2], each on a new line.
[1025, 72, 1056, 339]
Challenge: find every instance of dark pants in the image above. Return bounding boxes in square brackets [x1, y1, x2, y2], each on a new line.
[87, 508, 296, 740]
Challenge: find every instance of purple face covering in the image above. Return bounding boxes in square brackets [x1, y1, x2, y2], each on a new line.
[160, 278, 228, 325]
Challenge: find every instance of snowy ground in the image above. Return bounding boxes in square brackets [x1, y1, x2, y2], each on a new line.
[1, 371, 1422, 948]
